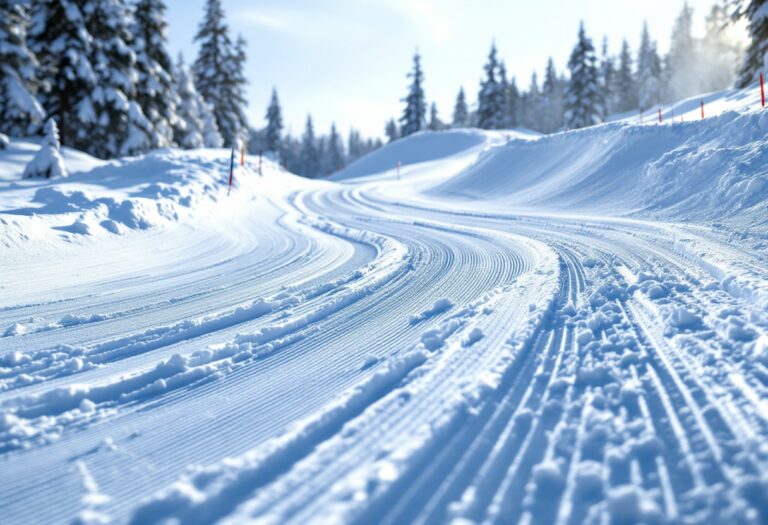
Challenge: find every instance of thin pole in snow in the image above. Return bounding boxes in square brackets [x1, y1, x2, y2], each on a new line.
[258, 149, 263, 176]
[228, 147, 235, 196]
[240, 144, 245, 167]
[658, 108, 662, 124]
[397, 161, 401, 180]
[700, 100, 704, 119]
[761, 73, 766, 108]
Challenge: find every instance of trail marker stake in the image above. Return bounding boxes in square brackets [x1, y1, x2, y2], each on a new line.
[227, 147, 235, 196]
[761, 73, 766, 108]
[700, 100, 704, 119]
[240, 145, 245, 167]
[258, 149, 263, 176]
[658, 108, 662, 124]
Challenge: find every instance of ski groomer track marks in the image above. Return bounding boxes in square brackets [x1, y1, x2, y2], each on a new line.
[2, 144, 768, 525]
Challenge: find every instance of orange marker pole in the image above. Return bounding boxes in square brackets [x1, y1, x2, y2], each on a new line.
[240, 145, 245, 166]
[761, 73, 766, 108]
[700, 100, 704, 119]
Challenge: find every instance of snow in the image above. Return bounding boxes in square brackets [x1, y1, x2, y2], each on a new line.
[2, 86, 768, 524]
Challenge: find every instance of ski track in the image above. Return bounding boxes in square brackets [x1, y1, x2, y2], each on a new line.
[2, 152, 768, 524]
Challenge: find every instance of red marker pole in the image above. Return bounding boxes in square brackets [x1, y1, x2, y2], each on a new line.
[761, 73, 766, 108]
[700, 100, 704, 119]
[227, 147, 235, 196]
[658, 108, 662, 124]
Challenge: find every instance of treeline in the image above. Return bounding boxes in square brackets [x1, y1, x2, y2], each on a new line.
[394, 1, 750, 136]
[247, 90, 382, 178]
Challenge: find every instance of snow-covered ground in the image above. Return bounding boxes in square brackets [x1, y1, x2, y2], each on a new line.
[2, 88, 768, 525]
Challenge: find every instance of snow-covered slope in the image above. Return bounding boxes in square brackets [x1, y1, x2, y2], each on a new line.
[2, 88, 768, 525]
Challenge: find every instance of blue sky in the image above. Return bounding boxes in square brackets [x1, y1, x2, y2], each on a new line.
[165, 0, 719, 139]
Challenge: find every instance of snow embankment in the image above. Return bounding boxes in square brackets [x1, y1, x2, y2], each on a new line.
[427, 108, 768, 225]
[0, 139, 307, 247]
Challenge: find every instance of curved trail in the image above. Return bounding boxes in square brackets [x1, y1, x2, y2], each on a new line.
[2, 140, 767, 524]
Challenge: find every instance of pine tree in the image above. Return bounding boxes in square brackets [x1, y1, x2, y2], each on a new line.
[400, 52, 426, 136]
[428, 102, 442, 130]
[477, 43, 505, 129]
[615, 40, 638, 112]
[0, 1, 44, 136]
[200, 100, 223, 148]
[600, 37, 618, 115]
[28, 0, 96, 152]
[541, 58, 564, 133]
[174, 54, 207, 149]
[193, 0, 247, 147]
[498, 62, 512, 127]
[667, 2, 699, 101]
[385, 118, 400, 142]
[348, 129, 362, 161]
[452, 87, 468, 127]
[637, 22, 662, 112]
[23, 118, 67, 178]
[524, 72, 542, 130]
[507, 77, 521, 127]
[265, 88, 283, 153]
[737, 0, 768, 87]
[84, 0, 153, 158]
[132, 0, 180, 148]
[299, 115, 320, 178]
[230, 35, 249, 138]
[564, 23, 603, 129]
[325, 123, 345, 174]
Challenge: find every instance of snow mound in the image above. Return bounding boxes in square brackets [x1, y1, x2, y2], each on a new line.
[332, 129, 498, 181]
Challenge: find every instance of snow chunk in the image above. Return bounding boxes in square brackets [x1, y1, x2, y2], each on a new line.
[408, 298, 454, 325]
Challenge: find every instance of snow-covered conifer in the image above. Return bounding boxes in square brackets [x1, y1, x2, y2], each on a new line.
[23, 118, 67, 178]
[132, 0, 181, 148]
[428, 102, 442, 130]
[265, 88, 283, 153]
[385, 118, 400, 142]
[325, 123, 345, 174]
[737, 0, 768, 87]
[637, 22, 663, 112]
[507, 77, 521, 127]
[0, 1, 44, 136]
[477, 43, 505, 129]
[28, 0, 96, 151]
[667, 2, 699, 101]
[400, 52, 426, 136]
[702, 2, 741, 92]
[193, 0, 247, 147]
[201, 101, 223, 148]
[564, 23, 603, 129]
[452, 87, 468, 127]
[299, 115, 320, 178]
[541, 58, 564, 133]
[615, 40, 637, 112]
[173, 55, 206, 149]
[600, 38, 617, 115]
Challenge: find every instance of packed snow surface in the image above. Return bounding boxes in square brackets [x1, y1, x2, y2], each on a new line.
[2, 88, 768, 525]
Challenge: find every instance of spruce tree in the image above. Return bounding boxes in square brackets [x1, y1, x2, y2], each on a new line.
[23, 118, 67, 178]
[452, 87, 468, 127]
[348, 129, 362, 161]
[174, 54, 206, 149]
[325, 123, 345, 174]
[600, 37, 617, 115]
[84, 0, 152, 158]
[0, 1, 44, 136]
[28, 0, 96, 151]
[507, 77, 521, 127]
[498, 62, 511, 127]
[132, 0, 181, 148]
[400, 52, 426, 136]
[542, 58, 564, 133]
[615, 40, 638, 112]
[193, 0, 247, 147]
[385, 118, 400, 142]
[265, 88, 283, 153]
[428, 102, 442, 130]
[524, 72, 542, 130]
[477, 43, 505, 129]
[637, 22, 662, 112]
[564, 23, 603, 129]
[299, 115, 320, 178]
[737, 0, 768, 87]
